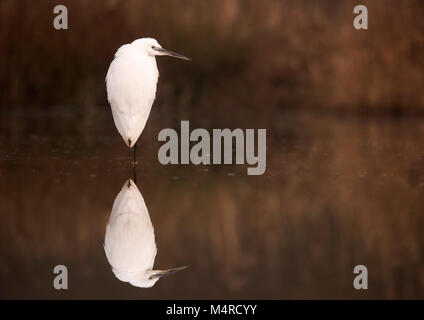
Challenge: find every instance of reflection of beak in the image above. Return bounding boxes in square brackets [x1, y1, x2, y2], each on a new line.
[150, 266, 188, 279]
[153, 47, 190, 61]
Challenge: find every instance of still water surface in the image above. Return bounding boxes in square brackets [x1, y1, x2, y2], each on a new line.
[1, 107, 424, 299]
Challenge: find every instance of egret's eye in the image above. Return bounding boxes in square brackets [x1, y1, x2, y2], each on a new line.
[149, 276, 153, 280]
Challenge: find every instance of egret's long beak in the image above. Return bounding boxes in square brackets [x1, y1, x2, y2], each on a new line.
[150, 266, 188, 279]
[153, 47, 190, 61]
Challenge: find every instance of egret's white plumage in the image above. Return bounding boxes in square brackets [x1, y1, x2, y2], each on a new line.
[106, 38, 189, 148]
[104, 179, 186, 288]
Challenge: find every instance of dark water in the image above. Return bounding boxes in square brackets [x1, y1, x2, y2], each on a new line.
[1, 107, 424, 299]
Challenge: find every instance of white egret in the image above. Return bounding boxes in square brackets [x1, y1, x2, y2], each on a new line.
[106, 38, 190, 162]
[104, 179, 187, 288]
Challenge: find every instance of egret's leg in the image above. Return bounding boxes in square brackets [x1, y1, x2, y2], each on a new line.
[133, 142, 137, 184]
[133, 142, 137, 164]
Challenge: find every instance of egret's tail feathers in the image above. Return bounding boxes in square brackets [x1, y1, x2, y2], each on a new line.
[124, 137, 139, 148]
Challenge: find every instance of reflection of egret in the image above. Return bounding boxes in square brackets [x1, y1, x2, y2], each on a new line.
[104, 179, 187, 287]
[106, 38, 190, 163]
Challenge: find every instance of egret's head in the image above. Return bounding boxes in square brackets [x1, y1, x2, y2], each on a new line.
[132, 38, 190, 61]
[134, 266, 188, 288]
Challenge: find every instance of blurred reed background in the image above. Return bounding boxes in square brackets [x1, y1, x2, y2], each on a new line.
[2, 0, 424, 115]
[1, 0, 424, 299]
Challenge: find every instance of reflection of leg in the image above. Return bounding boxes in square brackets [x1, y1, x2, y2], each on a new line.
[133, 164, 137, 184]
[133, 142, 137, 184]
